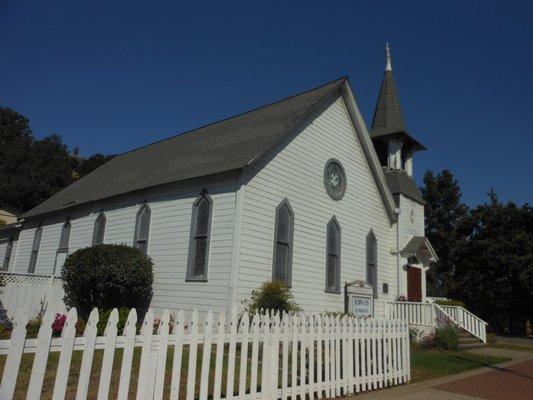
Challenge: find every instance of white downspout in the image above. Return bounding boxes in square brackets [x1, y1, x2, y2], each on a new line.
[395, 208, 402, 298]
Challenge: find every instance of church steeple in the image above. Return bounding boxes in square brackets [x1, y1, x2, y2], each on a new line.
[371, 43, 425, 177]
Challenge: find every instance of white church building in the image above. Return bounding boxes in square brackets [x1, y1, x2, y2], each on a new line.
[0, 48, 438, 318]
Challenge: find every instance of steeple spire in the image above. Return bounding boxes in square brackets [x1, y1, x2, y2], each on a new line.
[385, 43, 392, 71]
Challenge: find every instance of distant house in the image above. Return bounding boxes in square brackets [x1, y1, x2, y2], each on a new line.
[0, 49, 438, 316]
[0, 204, 20, 226]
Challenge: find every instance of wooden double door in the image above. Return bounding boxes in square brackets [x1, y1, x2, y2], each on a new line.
[407, 266, 422, 302]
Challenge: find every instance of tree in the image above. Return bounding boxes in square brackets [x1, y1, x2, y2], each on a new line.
[452, 191, 533, 335]
[0, 107, 114, 212]
[421, 170, 469, 296]
[75, 153, 115, 178]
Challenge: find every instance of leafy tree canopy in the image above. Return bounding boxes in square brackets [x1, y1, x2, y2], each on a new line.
[451, 191, 533, 335]
[421, 170, 469, 296]
[0, 108, 114, 212]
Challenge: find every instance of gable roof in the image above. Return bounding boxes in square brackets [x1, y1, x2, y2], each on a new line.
[383, 168, 425, 204]
[23, 78, 346, 219]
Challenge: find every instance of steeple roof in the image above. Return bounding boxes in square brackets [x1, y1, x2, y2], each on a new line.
[371, 44, 425, 151]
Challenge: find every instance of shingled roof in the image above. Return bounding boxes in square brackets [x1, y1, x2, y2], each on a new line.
[23, 78, 346, 219]
[371, 45, 425, 151]
[383, 168, 425, 204]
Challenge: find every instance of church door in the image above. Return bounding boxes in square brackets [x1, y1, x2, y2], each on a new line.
[407, 267, 422, 302]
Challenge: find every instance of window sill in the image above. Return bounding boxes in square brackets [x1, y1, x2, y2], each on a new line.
[324, 289, 341, 294]
[185, 278, 208, 283]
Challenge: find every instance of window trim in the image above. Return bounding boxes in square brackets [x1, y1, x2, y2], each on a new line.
[58, 220, 71, 253]
[325, 216, 341, 293]
[366, 230, 378, 299]
[186, 190, 213, 282]
[133, 203, 151, 255]
[271, 198, 295, 287]
[92, 211, 106, 246]
[28, 224, 43, 274]
[2, 236, 14, 271]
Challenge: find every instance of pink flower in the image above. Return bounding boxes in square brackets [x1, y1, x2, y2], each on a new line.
[52, 313, 67, 333]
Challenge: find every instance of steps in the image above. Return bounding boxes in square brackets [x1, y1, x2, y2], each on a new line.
[458, 329, 486, 350]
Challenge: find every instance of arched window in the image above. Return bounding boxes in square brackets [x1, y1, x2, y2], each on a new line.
[366, 230, 378, 298]
[58, 220, 71, 253]
[325, 216, 341, 293]
[28, 225, 43, 273]
[272, 199, 294, 286]
[187, 190, 212, 281]
[2, 236, 14, 271]
[134, 204, 151, 255]
[92, 212, 106, 246]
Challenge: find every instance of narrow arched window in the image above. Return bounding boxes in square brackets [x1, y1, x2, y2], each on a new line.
[28, 225, 43, 273]
[134, 204, 151, 254]
[325, 216, 341, 293]
[272, 199, 294, 286]
[58, 220, 71, 253]
[92, 212, 106, 246]
[366, 230, 378, 298]
[187, 191, 212, 281]
[2, 236, 14, 271]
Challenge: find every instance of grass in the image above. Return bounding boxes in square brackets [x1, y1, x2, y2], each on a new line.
[0, 345, 261, 400]
[488, 342, 533, 353]
[410, 347, 511, 383]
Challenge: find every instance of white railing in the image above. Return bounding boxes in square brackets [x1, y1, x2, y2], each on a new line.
[439, 305, 487, 343]
[0, 306, 410, 400]
[386, 301, 433, 326]
[387, 301, 487, 343]
[0, 272, 66, 320]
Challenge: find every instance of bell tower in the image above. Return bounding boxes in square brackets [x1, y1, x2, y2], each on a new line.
[370, 43, 425, 177]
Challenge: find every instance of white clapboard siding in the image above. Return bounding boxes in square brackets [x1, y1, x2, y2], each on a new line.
[0, 308, 410, 400]
[237, 95, 398, 316]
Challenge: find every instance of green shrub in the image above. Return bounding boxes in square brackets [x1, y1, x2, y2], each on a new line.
[97, 308, 132, 335]
[434, 324, 459, 350]
[61, 244, 153, 319]
[435, 299, 465, 307]
[243, 281, 301, 315]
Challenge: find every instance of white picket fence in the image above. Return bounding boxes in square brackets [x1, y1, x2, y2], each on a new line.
[0, 272, 66, 320]
[0, 307, 410, 399]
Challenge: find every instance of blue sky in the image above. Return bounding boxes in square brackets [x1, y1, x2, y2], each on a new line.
[1, 1, 531, 206]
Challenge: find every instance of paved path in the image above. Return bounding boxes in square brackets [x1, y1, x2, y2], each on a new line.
[350, 347, 533, 400]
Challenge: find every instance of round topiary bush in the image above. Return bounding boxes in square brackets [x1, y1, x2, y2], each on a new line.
[61, 244, 153, 318]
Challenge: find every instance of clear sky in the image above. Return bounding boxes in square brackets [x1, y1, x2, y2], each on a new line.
[1, 1, 531, 206]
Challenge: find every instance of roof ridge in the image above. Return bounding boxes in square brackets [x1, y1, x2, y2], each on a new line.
[113, 76, 347, 159]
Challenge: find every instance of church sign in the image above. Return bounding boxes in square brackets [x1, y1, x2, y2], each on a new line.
[351, 296, 374, 318]
[344, 280, 374, 317]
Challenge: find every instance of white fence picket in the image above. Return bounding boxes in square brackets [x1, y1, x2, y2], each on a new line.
[52, 307, 77, 400]
[27, 309, 54, 400]
[212, 312, 226, 400]
[170, 310, 185, 400]
[238, 312, 250, 400]
[154, 310, 171, 400]
[199, 311, 214, 400]
[186, 310, 199, 400]
[226, 309, 238, 400]
[137, 309, 154, 400]
[76, 308, 99, 400]
[250, 313, 260, 400]
[97, 308, 119, 400]
[117, 308, 138, 400]
[0, 305, 30, 399]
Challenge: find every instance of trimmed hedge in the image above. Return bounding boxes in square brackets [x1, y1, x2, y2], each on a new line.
[61, 244, 153, 318]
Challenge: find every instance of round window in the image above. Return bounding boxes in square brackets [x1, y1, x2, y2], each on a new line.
[323, 159, 346, 200]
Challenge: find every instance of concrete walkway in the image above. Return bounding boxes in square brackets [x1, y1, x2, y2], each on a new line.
[350, 347, 533, 400]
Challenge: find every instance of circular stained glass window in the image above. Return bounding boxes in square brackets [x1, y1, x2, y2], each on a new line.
[323, 159, 346, 200]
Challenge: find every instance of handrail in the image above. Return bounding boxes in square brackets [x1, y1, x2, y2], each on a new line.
[387, 301, 487, 343]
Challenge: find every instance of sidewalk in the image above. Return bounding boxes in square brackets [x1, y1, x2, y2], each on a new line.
[351, 347, 533, 400]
